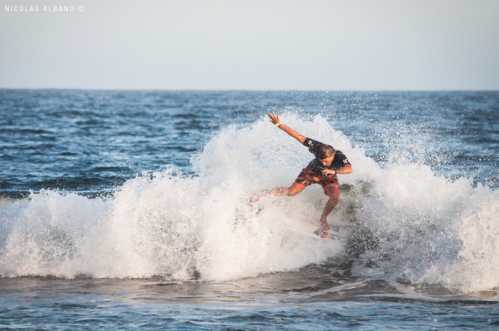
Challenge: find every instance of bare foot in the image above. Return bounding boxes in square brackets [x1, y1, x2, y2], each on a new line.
[249, 189, 273, 204]
[248, 193, 261, 204]
[316, 222, 331, 239]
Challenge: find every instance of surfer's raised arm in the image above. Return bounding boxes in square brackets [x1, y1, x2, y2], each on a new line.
[267, 112, 306, 144]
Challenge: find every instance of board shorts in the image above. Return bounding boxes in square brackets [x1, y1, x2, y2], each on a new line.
[294, 167, 340, 198]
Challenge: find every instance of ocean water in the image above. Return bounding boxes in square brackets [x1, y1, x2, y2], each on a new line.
[0, 89, 498, 330]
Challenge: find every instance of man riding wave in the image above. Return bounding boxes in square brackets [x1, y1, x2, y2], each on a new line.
[252, 113, 353, 238]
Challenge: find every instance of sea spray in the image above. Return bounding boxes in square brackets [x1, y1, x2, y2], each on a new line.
[0, 113, 498, 294]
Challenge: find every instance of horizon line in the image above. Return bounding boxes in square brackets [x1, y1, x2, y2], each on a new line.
[1, 87, 498, 93]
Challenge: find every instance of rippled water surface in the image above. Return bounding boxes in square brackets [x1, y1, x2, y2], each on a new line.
[1, 90, 498, 329]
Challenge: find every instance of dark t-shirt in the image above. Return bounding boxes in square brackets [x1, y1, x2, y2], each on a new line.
[302, 137, 351, 174]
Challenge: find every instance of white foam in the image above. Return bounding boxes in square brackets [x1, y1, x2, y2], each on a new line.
[0, 113, 497, 293]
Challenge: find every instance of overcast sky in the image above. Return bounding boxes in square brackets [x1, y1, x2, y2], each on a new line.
[1, 0, 498, 90]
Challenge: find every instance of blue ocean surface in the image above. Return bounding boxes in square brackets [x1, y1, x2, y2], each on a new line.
[0, 90, 499, 330]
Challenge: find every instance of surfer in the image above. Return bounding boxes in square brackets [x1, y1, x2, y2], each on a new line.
[252, 113, 352, 238]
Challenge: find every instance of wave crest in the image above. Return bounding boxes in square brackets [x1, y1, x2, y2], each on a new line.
[0, 113, 497, 293]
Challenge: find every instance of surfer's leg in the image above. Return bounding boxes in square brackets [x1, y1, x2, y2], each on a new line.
[318, 183, 340, 237]
[321, 183, 340, 219]
[249, 182, 306, 202]
[270, 182, 307, 196]
[250, 169, 313, 202]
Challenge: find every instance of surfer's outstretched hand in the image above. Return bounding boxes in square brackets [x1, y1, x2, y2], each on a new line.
[267, 112, 281, 125]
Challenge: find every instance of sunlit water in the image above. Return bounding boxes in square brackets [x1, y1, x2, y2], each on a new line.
[1, 90, 498, 329]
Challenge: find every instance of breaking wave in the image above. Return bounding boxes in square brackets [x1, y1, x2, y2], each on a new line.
[0, 114, 498, 294]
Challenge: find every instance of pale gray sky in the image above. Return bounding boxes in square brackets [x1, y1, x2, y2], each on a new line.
[1, 0, 498, 90]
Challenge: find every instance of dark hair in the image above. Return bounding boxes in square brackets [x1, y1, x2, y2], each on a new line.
[317, 145, 335, 159]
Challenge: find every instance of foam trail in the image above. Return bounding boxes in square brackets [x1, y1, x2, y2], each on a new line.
[0, 113, 498, 294]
